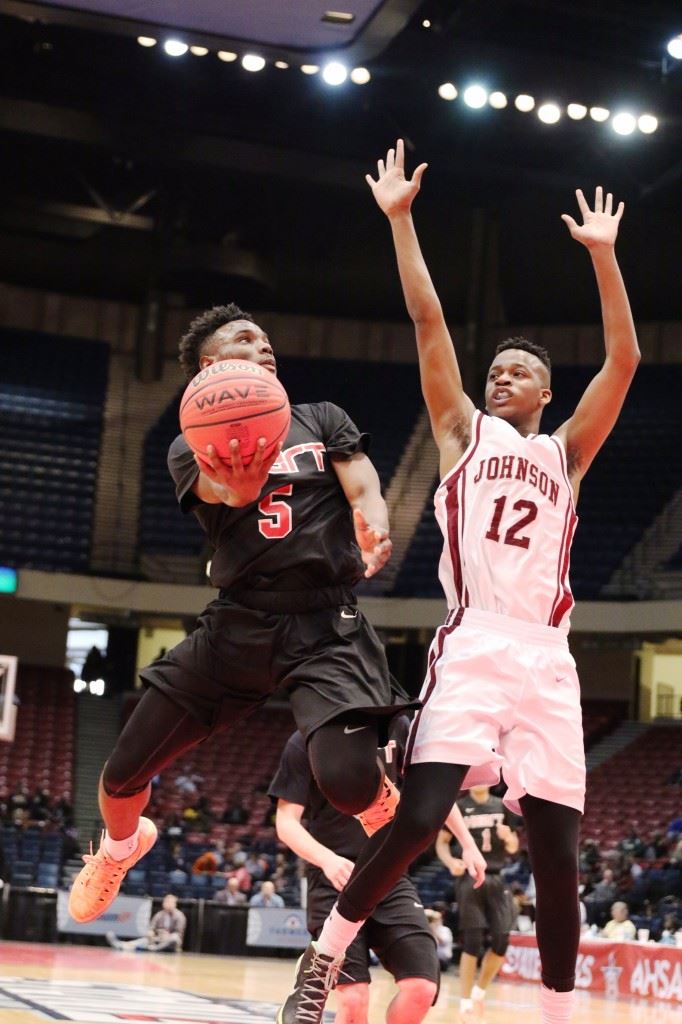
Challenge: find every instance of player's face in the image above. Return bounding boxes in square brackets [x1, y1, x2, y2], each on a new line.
[484, 350, 551, 424]
[470, 786, 490, 802]
[200, 320, 277, 375]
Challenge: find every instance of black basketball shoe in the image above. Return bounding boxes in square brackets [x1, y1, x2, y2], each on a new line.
[277, 942, 345, 1024]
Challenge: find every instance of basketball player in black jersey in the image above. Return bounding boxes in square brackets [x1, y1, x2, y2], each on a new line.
[271, 719, 486, 1024]
[68, 303, 414, 924]
[436, 786, 518, 1022]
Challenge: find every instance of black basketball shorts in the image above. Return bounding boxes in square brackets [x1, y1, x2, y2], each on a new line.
[140, 588, 414, 739]
[456, 873, 515, 935]
[306, 870, 440, 988]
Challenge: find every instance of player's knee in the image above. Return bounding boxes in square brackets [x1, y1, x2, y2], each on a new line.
[490, 931, 510, 957]
[316, 764, 380, 816]
[397, 976, 438, 1012]
[336, 982, 369, 1022]
[462, 930, 484, 958]
[101, 754, 150, 799]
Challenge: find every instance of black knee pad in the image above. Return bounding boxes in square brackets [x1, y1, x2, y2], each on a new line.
[461, 929, 485, 958]
[315, 763, 381, 816]
[102, 755, 152, 799]
[490, 931, 510, 957]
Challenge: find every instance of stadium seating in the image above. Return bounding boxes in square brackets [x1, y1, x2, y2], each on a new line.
[395, 366, 682, 598]
[0, 329, 108, 573]
[139, 356, 422, 558]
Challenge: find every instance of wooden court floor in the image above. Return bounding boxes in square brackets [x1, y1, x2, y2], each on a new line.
[0, 941, 678, 1023]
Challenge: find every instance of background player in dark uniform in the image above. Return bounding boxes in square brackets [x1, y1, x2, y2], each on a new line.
[68, 303, 414, 924]
[271, 718, 486, 1024]
[436, 786, 519, 1022]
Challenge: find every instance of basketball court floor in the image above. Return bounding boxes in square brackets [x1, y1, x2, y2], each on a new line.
[0, 941, 678, 1023]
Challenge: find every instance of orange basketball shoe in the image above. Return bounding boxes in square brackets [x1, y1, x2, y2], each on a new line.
[354, 776, 400, 836]
[68, 817, 158, 923]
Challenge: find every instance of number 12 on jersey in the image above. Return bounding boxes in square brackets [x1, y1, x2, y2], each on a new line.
[258, 485, 293, 539]
[485, 495, 538, 550]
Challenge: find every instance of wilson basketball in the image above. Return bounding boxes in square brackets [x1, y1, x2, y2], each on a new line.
[179, 360, 291, 464]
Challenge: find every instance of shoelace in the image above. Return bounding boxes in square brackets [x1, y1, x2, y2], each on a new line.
[293, 953, 350, 1023]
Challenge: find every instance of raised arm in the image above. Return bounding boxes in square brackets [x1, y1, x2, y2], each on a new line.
[556, 187, 640, 482]
[366, 140, 475, 472]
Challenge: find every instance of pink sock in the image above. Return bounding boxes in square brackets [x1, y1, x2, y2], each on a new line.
[103, 828, 140, 861]
[316, 905, 364, 958]
[540, 986, 574, 1024]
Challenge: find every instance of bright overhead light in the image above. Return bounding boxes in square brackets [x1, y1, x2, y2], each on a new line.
[611, 111, 637, 136]
[489, 91, 507, 109]
[538, 102, 561, 124]
[514, 94, 535, 112]
[242, 53, 265, 72]
[463, 85, 488, 109]
[350, 67, 371, 84]
[190, 45, 209, 57]
[217, 50, 238, 62]
[322, 61, 348, 85]
[137, 36, 156, 48]
[301, 64, 320, 75]
[163, 39, 188, 57]
[589, 106, 610, 122]
[422, 19, 431, 28]
[666, 34, 682, 59]
[275, 60, 289, 69]
[638, 113, 658, 134]
[438, 82, 458, 101]
[567, 103, 587, 120]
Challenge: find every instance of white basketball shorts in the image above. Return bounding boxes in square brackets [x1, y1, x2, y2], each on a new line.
[405, 606, 585, 815]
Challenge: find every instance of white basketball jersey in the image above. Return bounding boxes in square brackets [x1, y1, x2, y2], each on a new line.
[434, 410, 578, 628]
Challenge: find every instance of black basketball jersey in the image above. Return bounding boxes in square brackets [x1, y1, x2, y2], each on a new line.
[167, 402, 368, 592]
[269, 717, 410, 862]
[448, 794, 514, 873]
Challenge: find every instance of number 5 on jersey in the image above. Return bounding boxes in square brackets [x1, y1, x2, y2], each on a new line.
[258, 485, 293, 539]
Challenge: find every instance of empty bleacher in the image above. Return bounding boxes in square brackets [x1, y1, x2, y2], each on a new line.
[0, 329, 108, 573]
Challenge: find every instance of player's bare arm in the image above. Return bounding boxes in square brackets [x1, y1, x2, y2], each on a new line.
[496, 822, 520, 855]
[366, 139, 475, 477]
[555, 186, 640, 488]
[441, 808, 487, 887]
[332, 452, 392, 578]
[192, 438, 281, 507]
[275, 800, 355, 892]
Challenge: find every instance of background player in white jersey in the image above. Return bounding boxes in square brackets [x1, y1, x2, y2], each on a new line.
[279, 139, 640, 1024]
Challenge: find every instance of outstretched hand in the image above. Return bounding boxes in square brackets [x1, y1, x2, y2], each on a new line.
[353, 507, 392, 578]
[561, 186, 624, 249]
[366, 138, 428, 218]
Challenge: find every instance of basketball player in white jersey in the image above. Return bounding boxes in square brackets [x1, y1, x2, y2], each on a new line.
[278, 140, 639, 1024]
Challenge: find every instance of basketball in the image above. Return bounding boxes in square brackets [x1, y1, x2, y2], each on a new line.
[179, 360, 291, 464]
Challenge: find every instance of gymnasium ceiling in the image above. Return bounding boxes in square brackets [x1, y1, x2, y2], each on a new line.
[0, 0, 681, 327]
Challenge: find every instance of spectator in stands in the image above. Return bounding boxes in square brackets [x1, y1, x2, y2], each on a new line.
[9, 787, 30, 815]
[191, 841, 225, 876]
[579, 838, 601, 872]
[107, 893, 186, 952]
[249, 880, 284, 908]
[619, 831, 645, 858]
[501, 848, 532, 887]
[215, 876, 247, 906]
[175, 766, 204, 800]
[245, 852, 272, 883]
[425, 908, 453, 970]
[226, 852, 252, 893]
[645, 832, 669, 859]
[601, 901, 636, 941]
[53, 793, 74, 828]
[671, 838, 682, 864]
[667, 816, 682, 839]
[585, 868, 616, 904]
[222, 801, 250, 825]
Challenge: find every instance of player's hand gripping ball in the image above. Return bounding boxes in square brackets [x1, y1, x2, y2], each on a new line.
[180, 360, 291, 465]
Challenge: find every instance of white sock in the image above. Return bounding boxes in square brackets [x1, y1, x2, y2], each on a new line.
[471, 985, 486, 1002]
[315, 905, 364, 958]
[540, 986, 574, 1024]
[460, 998, 474, 1012]
[103, 828, 140, 861]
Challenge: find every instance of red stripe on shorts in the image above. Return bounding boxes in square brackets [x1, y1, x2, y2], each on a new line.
[404, 608, 464, 769]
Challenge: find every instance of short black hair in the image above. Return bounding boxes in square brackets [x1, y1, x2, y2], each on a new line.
[493, 336, 551, 376]
[178, 303, 254, 381]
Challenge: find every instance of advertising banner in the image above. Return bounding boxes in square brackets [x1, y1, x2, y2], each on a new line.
[57, 891, 152, 937]
[503, 934, 682, 1004]
[246, 907, 310, 949]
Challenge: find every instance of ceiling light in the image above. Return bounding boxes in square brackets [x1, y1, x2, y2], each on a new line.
[190, 46, 208, 57]
[301, 64, 320, 75]
[242, 53, 265, 72]
[275, 60, 289, 70]
[666, 34, 682, 59]
[322, 10, 355, 24]
[422, 19, 431, 28]
[163, 39, 188, 57]
[217, 50, 238, 62]
[438, 82, 457, 101]
[137, 36, 156, 48]
[567, 103, 587, 120]
[514, 94, 535, 112]
[589, 106, 610, 122]
[638, 113, 658, 134]
[538, 102, 561, 124]
[350, 67, 371, 84]
[322, 61, 348, 85]
[463, 85, 488, 109]
[489, 91, 507, 109]
[611, 111, 636, 136]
